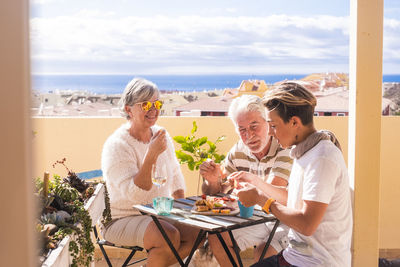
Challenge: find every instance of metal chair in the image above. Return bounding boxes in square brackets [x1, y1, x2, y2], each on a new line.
[78, 169, 147, 267]
[92, 224, 146, 267]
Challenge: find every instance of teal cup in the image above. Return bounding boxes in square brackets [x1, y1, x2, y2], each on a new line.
[238, 200, 254, 218]
[153, 197, 174, 215]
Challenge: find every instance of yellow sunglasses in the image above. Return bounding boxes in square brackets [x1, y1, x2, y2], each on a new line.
[137, 100, 163, 111]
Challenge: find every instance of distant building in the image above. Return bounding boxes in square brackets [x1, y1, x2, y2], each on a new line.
[314, 90, 396, 116]
[236, 80, 269, 97]
[174, 96, 233, 116]
[383, 82, 400, 94]
[274, 79, 321, 92]
[173, 80, 268, 116]
[222, 88, 238, 98]
[32, 75, 397, 117]
[301, 72, 349, 90]
[38, 93, 65, 106]
[160, 90, 224, 116]
[31, 90, 121, 117]
[314, 91, 349, 116]
[382, 98, 397, 115]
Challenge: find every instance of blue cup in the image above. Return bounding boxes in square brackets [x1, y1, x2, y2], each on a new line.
[153, 197, 174, 215]
[238, 201, 254, 218]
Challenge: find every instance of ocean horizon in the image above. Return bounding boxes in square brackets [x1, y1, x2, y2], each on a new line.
[32, 74, 400, 95]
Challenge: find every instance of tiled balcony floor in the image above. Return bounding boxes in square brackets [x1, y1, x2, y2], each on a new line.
[93, 246, 256, 266]
[94, 257, 146, 266]
[94, 256, 254, 267]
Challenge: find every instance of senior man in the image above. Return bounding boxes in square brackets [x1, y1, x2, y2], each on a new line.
[200, 94, 293, 266]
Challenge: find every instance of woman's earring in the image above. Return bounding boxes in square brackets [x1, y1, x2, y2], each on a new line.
[295, 134, 298, 141]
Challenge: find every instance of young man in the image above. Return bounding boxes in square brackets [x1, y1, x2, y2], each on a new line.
[200, 95, 293, 265]
[235, 82, 353, 267]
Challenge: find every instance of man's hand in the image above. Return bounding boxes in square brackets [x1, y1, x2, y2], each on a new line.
[199, 159, 221, 183]
[227, 171, 259, 186]
[236, 183, 268, 207]
[172, 189, 184, 199]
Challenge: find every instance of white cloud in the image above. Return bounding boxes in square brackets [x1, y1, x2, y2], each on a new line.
[226, 8, 237, 13]
[384, 18, 400, 68]
[30, 12, 398, 74]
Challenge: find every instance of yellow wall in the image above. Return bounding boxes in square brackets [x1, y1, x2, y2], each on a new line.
[379, 117, 400, 248]
[32, 117, 239, 196]
[32, 116, 400, 249]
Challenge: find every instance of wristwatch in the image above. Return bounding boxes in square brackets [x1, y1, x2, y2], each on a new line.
[262, 198, 276, 214]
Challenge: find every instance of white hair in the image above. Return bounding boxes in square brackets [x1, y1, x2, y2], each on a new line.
[228, 95, 266, 126]
[118, 78, 159, 119]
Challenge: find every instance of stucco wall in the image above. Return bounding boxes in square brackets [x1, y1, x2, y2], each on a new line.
[379, 117, 400, 248]
[32, 116, 400, 249]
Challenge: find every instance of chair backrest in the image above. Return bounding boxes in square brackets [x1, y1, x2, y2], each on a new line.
[78, 171, 147, 266]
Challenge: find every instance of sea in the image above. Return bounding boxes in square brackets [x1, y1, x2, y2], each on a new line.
[32, 74, 400, 95]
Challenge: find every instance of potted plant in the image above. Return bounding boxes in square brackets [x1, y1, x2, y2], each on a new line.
[36, 158, 102, 267]
[173, 121, 226, 195]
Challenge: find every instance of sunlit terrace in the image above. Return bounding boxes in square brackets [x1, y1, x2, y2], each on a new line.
[1, 0, 399, 266]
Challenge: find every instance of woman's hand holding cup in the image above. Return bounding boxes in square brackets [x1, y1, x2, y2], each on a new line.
[148, 129, 167, 158]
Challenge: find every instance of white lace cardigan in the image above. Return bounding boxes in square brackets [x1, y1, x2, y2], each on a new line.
[101, 123, 186, 219]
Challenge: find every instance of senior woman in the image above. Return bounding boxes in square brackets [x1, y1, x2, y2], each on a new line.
[101, 78, 196, 267]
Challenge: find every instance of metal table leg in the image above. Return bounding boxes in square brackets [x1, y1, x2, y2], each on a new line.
[151, 215, 184, 266]
[258, 220, 280, 262]
[216, 232, 238, 267]
[183, 229, 206, 266]
[151, 215, 206, 267]
[228, 230, 243, 267]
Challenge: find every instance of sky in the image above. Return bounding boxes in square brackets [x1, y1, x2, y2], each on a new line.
[30, 0, 400, 75]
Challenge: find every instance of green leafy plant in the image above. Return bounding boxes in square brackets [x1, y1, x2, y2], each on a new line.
[173, 121, 226, 171]
[66, 199, 94, 267]
[101, 182, 112, 227]
[35, 174, 62, 197]
[36, 159, 95, 267]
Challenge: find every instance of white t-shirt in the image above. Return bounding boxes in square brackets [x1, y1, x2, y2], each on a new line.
[283, 140, 353, 267]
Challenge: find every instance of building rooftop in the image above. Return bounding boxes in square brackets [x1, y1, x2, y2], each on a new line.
[173, 96, 233, 114]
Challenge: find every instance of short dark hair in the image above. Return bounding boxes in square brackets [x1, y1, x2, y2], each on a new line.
[262, 82, 317, 125]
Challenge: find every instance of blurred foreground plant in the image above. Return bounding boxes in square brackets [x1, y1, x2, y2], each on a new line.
[36, 158, 95, 267]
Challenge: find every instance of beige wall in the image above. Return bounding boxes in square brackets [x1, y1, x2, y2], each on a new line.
[379, 117, 400, 248]
[32, 117, 239, 196]
[32, 116, 400, 249]
[0, 0, 35, 266]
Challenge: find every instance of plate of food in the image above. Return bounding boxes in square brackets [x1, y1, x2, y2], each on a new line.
[191, 195, 239, 216]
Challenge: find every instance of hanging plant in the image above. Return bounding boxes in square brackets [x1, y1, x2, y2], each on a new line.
[36, 158, 96, 267]
[101, 182, 112, 227]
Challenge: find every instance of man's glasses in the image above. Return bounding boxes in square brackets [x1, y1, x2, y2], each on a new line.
[137, 100, 163, 111]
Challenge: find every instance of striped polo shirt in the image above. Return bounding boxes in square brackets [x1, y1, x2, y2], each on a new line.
[222, 137, 293, 182]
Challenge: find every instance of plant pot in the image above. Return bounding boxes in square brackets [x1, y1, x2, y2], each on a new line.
[41, 183, 105, 267]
